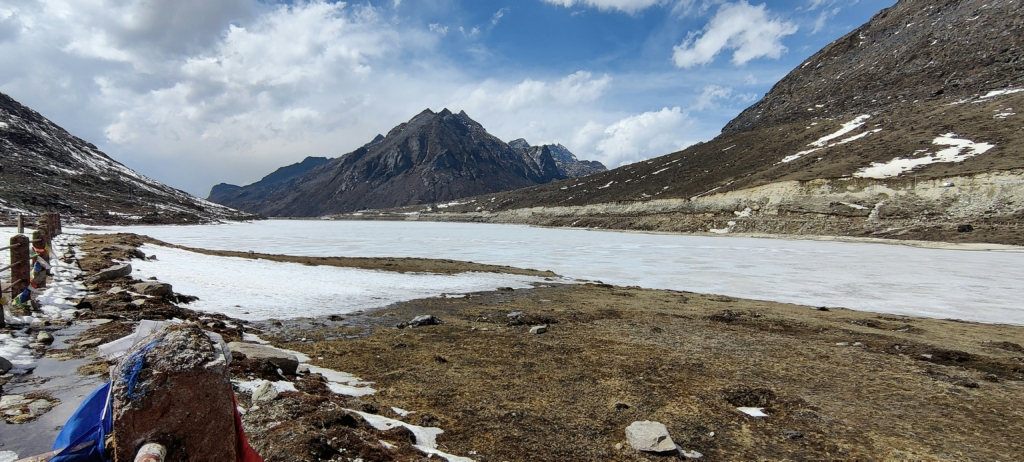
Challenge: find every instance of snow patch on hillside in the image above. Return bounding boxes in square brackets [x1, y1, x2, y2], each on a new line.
[782, 115, 877, 163]
[854, 133, 994, 179]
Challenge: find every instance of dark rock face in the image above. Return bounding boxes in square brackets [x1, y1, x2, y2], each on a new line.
[207, 156, 331, 212]
[236, 109, 571, 216]
[509, 139, 607, 178]
[0, 92, 253, 224]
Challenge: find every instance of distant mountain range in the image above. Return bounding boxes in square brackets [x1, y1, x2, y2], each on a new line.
[207, 109, 606, 216]
[364, 0, 1024, 246]
[0, 92, 252, 225]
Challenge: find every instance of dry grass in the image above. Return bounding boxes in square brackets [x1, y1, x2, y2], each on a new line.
[273, 284, 1024, 461]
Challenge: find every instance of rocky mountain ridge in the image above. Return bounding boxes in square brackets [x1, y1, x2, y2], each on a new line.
[209, 109, 605, 216]
[345, 0, 1024, 246]
[0, 92, 253, 225]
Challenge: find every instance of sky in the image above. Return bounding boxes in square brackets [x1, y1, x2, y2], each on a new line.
[0, 0, 896, 196]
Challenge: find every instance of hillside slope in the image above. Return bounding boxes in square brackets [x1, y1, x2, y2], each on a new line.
[373, 0, 1024, 245]
[0, 92, 253, 224]
[208, 156, 331, 213]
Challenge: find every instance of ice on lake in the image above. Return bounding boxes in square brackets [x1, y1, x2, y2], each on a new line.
[69, 221, 1024, 325]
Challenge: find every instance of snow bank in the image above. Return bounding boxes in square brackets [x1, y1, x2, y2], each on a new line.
[128, 244, 554, 320]
[855, 133, 994, 179]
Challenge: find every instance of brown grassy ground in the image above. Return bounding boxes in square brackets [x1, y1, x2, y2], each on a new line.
[70, 233, 1024, 461]
[268, 285, 1024, 461]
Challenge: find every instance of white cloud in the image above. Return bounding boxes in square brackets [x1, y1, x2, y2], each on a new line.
[429, 23, 449, 35]
[492, 7, 509, 25]
[570, 107, 692, 166]
[672, 1, 798, 68]
[541, 0, 670, 15]
[691, 84, 757, 110]
[453, 71, 611, 112]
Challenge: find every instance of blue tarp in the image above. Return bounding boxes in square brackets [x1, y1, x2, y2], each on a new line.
[50, 381, 112, 462]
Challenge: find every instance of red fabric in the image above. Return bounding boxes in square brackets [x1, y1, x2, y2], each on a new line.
[232, 392, 264, 462]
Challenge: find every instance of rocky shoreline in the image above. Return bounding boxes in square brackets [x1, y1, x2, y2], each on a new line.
[3, 233, 1024, 461]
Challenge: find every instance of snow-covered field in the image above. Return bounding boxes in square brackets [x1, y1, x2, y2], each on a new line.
[128, 244, 559, 320]
[80, 221, 1024, 325]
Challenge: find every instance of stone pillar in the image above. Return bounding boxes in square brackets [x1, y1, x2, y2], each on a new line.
[9, 234, 29, 299]
[111, 325, 238, 462]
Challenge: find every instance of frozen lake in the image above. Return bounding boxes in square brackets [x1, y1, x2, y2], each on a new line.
[83, 220, 1024, 325]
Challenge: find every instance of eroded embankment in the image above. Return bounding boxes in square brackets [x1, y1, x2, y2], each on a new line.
[348, 170, 1024, 246]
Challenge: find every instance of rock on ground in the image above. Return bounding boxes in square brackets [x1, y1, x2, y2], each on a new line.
[86, 263, 132, 283]
[227, 342, 299, 375]
[625, 420, 676, 453]
[133, 282, 172, 297]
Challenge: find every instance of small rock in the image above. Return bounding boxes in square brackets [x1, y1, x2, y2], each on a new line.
[530, 325, 548, 335]
[131, 299, 147, 307]
[783, 430, 804, 439]
[957, 224, 974, 233]
[77, 338, 104, 348]
[251, 381, 279, 402]
[148, 255, 158, 260]
[0, 395, 30, 409]
[0, 356, 12, 374]
[681, 449, 704, 459]
[107, 286, 125, 295]
[815, 306, 829, 311]
[398, 315, 441, 328]
[37, 332, 55, 345]
[27, 399, 53, 416]
[133, 282, 173, 297]
[507, 311, 524, 318]
[836, 342, 849, 346]
[625, 420, 676, 453]
[614, 443, 623, 450]
[853, 342, 865, 347]
[920, 353, 933, 359]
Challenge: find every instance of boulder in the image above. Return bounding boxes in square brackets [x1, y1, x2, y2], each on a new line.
[0, 356, 12, 374]
[625, 420, 676, 453]
[133, 282, 172, 297]
[251, 381, 279, 402]
[111, 325, 238, 462]
[86, 263, 132, 283]
[227, 342, 299, 375]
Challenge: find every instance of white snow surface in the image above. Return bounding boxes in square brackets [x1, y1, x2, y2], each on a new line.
[782, 115, 874, 163]
[855, 133, 995, 179]
[738, 407, 768, 417]
[82, 221, 1024, 325]
[126, 243, 556, 320]
[347, 409, 475, 461]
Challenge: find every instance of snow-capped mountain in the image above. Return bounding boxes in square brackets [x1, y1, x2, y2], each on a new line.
[0, 92, 254, 224]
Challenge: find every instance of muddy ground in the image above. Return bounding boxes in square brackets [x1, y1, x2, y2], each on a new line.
[40, 233, 1024, 461]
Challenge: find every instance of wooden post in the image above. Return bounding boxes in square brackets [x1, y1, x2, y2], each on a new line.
[16, 214, 23, 233]
[10, 234, 29, 300]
